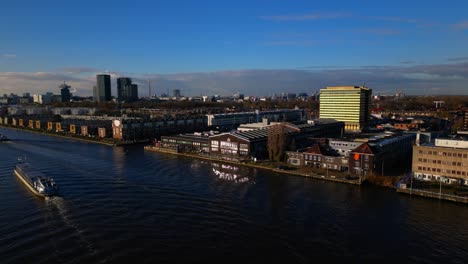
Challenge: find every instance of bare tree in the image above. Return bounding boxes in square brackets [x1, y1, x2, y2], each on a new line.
[267, 123, 286, 162]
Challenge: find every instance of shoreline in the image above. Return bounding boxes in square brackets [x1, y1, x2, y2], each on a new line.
[0, 125, 116, 147]
[145, 146, 468, 205]
[144, 146, 362, 186]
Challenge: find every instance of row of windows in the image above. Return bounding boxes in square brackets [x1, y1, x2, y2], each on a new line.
[305, 155, 321, 161]
[220, 141, 238, 149]
[354, 161, 369, 168]
[417, 158, 465, 166]
[418, 150, 468, 158]
[417, 166, 467, 176]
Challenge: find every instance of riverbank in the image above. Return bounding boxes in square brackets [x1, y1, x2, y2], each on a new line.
[0, 125, 116, 146]
[144, 146, 362, 185]
[397, 188, 468, 204]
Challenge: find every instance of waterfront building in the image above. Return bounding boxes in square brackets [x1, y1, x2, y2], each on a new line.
[349, 132, 416, 177]
[209, 120, 345, 160]
[94, 74, 111, 102]
[412, 138, 468, 185]
[60, 82, 72, 102]
[287, 132, 415, 177]
[287, 143, 350, 172]
[319, 86, 372, 132]
[159, 133, 211, 153]
[112, 116, 208, 142]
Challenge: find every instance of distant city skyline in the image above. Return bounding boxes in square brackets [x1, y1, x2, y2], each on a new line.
[1, 0, 468, 96]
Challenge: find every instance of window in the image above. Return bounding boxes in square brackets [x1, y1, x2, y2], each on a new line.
[239, 143, 248, 152]
[448, 153, 452, 157]
[428, 151, 432, 155]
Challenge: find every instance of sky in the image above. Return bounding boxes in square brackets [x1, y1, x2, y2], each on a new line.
[1, 0, 468, 96]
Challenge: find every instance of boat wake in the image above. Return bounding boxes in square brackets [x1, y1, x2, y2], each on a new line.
[45, 197, 100, 261]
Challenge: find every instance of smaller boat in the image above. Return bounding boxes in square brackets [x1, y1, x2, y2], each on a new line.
[0, 134, 9, 142]
[14, 161, 58, 198]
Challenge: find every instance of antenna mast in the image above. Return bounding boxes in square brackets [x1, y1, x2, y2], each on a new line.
[148, 80, 151, 98]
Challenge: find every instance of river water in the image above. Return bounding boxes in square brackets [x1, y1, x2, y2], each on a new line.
[0, 128, 467, 263]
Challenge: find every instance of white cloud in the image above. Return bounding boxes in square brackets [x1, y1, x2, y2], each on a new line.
[1, 62, 468, 97]
[2, 54, 16, 58]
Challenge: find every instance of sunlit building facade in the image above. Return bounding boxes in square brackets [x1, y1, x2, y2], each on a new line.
[319, 86, 372, 131]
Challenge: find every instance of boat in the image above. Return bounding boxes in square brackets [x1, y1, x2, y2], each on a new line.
[14, 162, 58, 197]
[0, 134, 9, 141]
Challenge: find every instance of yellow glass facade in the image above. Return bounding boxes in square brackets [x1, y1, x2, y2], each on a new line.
[319, 86, 371, 131]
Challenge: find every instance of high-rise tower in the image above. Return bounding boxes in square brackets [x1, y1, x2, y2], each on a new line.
[319, 86, 372, 131]
[59, 82, 71, 102]
[94, 74, 111, 102]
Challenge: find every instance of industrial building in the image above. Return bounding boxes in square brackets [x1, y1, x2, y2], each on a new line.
[208, 120, 344, 161]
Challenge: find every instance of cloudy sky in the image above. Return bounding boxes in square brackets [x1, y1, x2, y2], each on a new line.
[1, 0, 468, 96]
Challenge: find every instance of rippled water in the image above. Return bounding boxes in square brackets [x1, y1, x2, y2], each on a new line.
[0, 128, 467, 263]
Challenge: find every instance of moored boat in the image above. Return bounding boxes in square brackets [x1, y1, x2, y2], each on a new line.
[14, 163, 58, 197]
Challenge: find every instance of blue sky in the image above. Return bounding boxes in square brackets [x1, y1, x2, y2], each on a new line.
[1, 0, 468, 96]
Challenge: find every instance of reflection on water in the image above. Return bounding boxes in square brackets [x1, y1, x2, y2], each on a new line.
[209, 162, 255, 184]
[112, 147, 126, 177]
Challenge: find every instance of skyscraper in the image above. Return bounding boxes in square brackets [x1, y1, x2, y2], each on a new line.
[130, 84, 139, 101]
[116, 77, 139, 102]
[173, 89, 181, 98]
[319, 86, 372, 131]
[60, 82, 71, 102]
[117, 77, 132, 102]
[94, 74, 111, 102]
